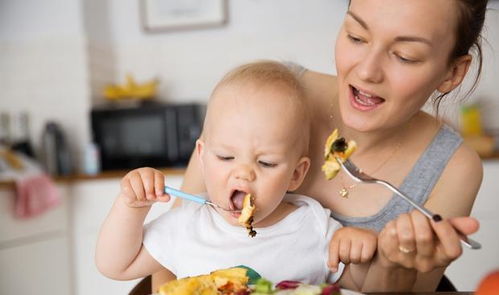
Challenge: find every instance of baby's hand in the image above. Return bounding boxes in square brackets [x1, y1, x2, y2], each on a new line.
[328, 227, 377, 272]
[119, 167, 171, 208]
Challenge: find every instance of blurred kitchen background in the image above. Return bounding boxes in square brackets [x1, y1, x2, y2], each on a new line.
[1, 0, 498, 294]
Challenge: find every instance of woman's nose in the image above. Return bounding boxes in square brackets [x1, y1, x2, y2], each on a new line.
[233, 165, 256, 182]
[356, 49, 384, 84]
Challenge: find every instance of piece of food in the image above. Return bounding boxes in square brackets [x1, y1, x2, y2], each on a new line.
[238, 193, 257, 237]
[321, 129, 357, 180]
[159, 267, 342, 295]
[159, 267, 250, 295]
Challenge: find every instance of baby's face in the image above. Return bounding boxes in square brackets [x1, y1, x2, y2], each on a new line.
[197, 83, 309, 227]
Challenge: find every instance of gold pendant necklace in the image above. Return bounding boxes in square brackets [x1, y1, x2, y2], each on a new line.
[339, 181, 356, 198]
[337, 140, 403, 199]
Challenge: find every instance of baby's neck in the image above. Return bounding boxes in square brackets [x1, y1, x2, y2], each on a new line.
[254, 201, 298, 228]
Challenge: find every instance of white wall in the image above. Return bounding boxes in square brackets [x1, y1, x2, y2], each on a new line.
[0, 0, 91, 171]
[105, 0, 346, 104]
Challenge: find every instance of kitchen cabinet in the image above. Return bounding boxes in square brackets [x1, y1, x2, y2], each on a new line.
[69, 175, 182, 295]
[0, 184, 71, 295]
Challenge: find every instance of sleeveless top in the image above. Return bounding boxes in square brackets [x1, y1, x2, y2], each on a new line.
[285, 61, 464, 232]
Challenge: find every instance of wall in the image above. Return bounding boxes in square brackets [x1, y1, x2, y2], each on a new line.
[0, 0, 91, 170]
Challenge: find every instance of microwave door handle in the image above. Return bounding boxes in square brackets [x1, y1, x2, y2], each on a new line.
[164, 186, 208, 205]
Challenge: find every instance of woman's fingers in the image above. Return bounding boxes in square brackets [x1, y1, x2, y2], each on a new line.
[411, 210, 435, 258]
[431, 218, 462, 263]
[448, 216, 480, 235]
[395, 213, 416, 254]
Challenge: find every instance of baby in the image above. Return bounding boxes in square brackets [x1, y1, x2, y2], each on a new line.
[96, 61, 377, 288]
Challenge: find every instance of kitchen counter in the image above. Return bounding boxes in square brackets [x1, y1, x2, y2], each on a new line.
[0, 167, 186, 189]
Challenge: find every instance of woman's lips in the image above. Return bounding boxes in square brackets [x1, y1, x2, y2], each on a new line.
[349, 86, 385, 111]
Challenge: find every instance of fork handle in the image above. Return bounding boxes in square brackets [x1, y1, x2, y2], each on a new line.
[164, 186, 208, 205]
[379, 181, 481, 250]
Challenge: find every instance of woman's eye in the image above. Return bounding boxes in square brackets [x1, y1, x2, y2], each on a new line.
[216, 155, 234, 161]
[347, 34, 364, 44]
[395, 54, 418, 64]
[258, 161, 277, 168]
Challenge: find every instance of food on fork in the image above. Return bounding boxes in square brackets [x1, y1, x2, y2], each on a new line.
[238, 193, 257, 237]
[321, 129, 357, 180]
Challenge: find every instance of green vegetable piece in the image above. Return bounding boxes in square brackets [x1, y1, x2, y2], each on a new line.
[234, 265, 262, 285]
[254, 278, 273, 293]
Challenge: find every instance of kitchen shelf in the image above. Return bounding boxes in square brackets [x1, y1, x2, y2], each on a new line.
[0, 167, 186, 189]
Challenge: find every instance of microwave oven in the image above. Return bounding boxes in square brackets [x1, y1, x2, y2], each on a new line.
[91, 102, 204, 171]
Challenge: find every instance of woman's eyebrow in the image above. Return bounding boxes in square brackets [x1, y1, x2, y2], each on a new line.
[347, 10, 432, 47]
[347, 11, 368, 30]
[394, 36, 432, 47]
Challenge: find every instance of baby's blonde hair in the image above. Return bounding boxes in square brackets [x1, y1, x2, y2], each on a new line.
[206, 60, 311, 156]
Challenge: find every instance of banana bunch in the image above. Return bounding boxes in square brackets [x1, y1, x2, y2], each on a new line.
[103, 74, 158, 100]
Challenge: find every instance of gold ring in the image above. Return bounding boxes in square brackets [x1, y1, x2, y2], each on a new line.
[398, 245, 415, 254]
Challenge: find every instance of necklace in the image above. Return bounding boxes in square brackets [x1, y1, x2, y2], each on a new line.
[338, 139, 402, 198]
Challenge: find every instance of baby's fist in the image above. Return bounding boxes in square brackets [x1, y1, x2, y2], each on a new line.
[119, 167, 170, 208]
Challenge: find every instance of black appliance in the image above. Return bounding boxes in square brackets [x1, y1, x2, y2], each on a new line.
[91, 102, 204, 171]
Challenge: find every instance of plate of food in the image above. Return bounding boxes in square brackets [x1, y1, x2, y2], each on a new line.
[154, 266, 364, 295]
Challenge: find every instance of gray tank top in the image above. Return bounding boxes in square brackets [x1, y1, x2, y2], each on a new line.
[284, 61, 463, 232]
[330, 125, 463, 232]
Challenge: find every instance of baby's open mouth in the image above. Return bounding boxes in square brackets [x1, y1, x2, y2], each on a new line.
[230, 190, 247, 211]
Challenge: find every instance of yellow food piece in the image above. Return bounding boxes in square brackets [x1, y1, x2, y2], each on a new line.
[159, 267, 248, 295]
[238, 193, 256, 237]
[103, 74, 158, 100]
[322, 128, 357, 180]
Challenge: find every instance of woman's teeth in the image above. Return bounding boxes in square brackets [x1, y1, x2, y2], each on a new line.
[353, 87, 384, 106]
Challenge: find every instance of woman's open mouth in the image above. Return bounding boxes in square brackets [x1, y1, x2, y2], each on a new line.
[350, 85, 385, 111]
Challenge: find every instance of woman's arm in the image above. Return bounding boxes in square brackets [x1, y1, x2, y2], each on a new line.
[412, 142, 482, 291]
[151, 150, 207, 292]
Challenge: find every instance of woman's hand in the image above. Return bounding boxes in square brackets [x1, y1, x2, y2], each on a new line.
[377, 210, 479, 272]
[120, 167, 171, 208]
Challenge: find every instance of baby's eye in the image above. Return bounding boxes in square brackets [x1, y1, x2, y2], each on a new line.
[258, 160, 277, 168]
[216, 155, 234, 161]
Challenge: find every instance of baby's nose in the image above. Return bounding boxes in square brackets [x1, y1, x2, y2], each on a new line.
[234, 165, 256, 182]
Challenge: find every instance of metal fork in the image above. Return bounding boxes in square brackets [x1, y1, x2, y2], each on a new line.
[337, 157, 481, 250]
[164, 186, 241, 213]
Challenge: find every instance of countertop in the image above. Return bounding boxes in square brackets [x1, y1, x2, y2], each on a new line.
[0, 167, 186, 189]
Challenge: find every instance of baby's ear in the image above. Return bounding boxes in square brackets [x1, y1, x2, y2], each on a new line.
[288, 157, 311, 191]
[195, 139, 205, 166]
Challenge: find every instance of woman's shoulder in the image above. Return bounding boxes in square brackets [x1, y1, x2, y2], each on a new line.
[300, 69, 338, 117]
[421, 121, 483, 216]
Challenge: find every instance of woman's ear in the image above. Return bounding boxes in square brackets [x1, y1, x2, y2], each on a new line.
[288, 157, 311, 192]
[437, 54, 472, 94]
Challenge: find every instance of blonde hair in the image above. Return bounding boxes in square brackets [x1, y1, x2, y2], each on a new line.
[206, 60, 311, 156]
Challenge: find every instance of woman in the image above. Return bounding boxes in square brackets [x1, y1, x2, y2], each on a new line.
[153, 0, 485, 291]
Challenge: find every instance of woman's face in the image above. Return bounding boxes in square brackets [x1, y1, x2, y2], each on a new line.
[335, 0, 459, 132]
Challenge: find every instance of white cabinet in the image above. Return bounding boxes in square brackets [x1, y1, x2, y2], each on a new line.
[0, 185, 71, 295]
[69, 175, 182, 295]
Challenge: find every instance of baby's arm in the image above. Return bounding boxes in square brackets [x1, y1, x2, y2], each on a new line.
[95, 168, 171, 280]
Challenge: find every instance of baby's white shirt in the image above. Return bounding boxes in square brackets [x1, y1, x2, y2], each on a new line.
[143, 193, 344, 284]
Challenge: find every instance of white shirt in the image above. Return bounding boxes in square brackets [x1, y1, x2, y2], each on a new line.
[143, 194, 344, 284]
